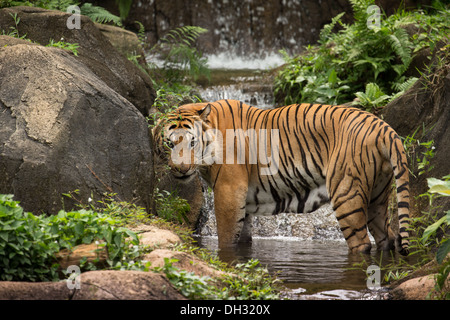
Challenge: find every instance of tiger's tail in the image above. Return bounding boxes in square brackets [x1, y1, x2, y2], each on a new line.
[389, 134, 410, 256]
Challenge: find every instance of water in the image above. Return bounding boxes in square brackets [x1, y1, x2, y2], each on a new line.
[195, 190, 403, 300]
[206, 53, 284, 70]
[196, 53, 284, 109]
[196, 236, 412, 300]
[197, 69, 275, 110]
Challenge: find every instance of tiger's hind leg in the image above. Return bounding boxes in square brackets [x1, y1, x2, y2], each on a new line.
[367, 177, 396, 252]
[329, 169, 372, 254]
[334, 203, 372, 254]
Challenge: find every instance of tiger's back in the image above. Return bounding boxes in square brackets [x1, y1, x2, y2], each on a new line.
[154, 99, 410, 255]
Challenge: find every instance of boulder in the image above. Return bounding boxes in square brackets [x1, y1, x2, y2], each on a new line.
[0, 40, 154, 214]
[0, 280, 73, 300]
[143, 249, 224, 278]
[0, 270, 185, 300]
[72, 270, 186, 300]
[137, 226, 182, 248]
[0, 6, 155, 115]
[56, 243, 109, 271]
[95, 23, 144, 58]
[390, 274, 449, 300]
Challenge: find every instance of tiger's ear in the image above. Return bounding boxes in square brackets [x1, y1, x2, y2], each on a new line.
[198, 104, 211, 121]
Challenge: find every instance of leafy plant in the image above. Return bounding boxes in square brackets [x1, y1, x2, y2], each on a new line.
[147, 87, 202, 127]
[154, 188, 191, 225]
[274, 0, 449, 106]
[352, 82, 390, 111]
[216, 259, 281, 300]
[401, 123, 436, 177]
[0, 194, 142, 282]
[1, 12, 26, 39]
[383, 269, 411, 283]
[404, 175, 449, 282]
[115, 0, 132, 21]
[0, 195, 61, 281]
[155, 258, 216, 300]
[154, 257, 281, 300]
[417, 176, 450, 300]
[46, 38, 79, 56]
[421, 176, 450, 264]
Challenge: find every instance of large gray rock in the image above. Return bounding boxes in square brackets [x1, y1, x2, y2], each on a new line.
[72, 270, 186, 300]
[0, 40, 153, 214]
[0, 280, 73, 300]
[0, 270, 185, 300]
[0, 6, 155, 116]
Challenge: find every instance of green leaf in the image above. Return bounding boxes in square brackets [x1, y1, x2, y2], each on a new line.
[82, 234, 94, 244]
[103, 229, 113, 244]
[328, 68, 338, 84]
[427, 177, 450, 196]
[114, 233, 123, 248]
[0, 231, 8, 242]
[436, 239, 450, 264]
[74, 222, 84, 236]
[422, 215, 448, 244]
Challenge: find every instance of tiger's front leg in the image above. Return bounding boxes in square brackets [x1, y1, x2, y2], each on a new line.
[213, 169, 249, 249]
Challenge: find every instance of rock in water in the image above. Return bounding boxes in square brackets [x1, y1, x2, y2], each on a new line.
[0, 42, 153, 214]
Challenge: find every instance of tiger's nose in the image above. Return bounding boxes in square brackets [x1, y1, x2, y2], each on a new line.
[176, 163, 191, 174]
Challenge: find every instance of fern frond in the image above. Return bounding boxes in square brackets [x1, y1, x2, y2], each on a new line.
[392, 76, 418, 92]
[391, 28, 413, 63]
[388, 27, 413, 74]
[348, 0, 377, 28]
[162, 26, 208, 46]
[319, 12, 345, 42]
[149, 26, 210, 83]
[81, 3, 121, 25]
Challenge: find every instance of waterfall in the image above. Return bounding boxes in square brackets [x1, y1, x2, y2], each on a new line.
[128, 0, 353, 60]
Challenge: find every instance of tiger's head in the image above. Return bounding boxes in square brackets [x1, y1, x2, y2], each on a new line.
[153, 103, 219, 182]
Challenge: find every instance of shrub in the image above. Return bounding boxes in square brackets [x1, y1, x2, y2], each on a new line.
[274, 0, 449, 106]
[0, 194, 140, 282]
[155, 257, 281, 300]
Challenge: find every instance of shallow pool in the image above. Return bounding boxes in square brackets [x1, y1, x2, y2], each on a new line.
[196, 236, 414, 299]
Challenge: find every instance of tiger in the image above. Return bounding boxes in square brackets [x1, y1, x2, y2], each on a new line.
[153, 99, 410, 255]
